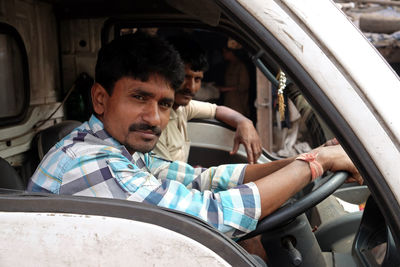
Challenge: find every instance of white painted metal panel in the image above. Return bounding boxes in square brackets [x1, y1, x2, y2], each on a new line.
[0, 212, 230, 266]
[0, 0, 61, 105]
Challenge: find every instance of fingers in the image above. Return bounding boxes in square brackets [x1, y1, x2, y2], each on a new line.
[231, 138, 261, 164]
[244, 143, 254, 164]
[252, 142, 262, 163]
[351, 173, 364, 185]
[345, 175, 363, 185]
[324, 138, 339, 146]
[345, 162, 363, 185]
[230, 140, 240, 156]
[232, 122, 263, 164]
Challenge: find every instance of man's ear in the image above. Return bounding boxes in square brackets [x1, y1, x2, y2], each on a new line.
[91, 83, 109, 116]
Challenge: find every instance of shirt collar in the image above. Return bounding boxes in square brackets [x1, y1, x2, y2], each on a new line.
[88, 114, 123, 148]
[88, 115, 136, 160]
[170, 108, 178, 120]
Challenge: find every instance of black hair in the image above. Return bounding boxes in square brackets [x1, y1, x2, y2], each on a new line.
[95, 33, 185, 95]
[167, 34, 209, 72]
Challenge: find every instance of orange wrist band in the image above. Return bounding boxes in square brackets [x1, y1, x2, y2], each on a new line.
[296, 152, 324, 181]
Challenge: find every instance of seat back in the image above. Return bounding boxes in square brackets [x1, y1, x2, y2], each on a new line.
[0, 157, 25, 190]
[36, 120, 82, 160]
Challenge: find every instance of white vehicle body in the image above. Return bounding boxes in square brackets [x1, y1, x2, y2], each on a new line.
[0, 212, 229, 266]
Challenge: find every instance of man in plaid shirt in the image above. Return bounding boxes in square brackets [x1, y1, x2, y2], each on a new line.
[28, 33, 362, 239]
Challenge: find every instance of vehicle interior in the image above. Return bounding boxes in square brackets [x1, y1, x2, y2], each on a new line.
[0, 0, 399, 266]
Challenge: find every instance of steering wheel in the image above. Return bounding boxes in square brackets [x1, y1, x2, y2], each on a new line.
[241, 171, 348, 240]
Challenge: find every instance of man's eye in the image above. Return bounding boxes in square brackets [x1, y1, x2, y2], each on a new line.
[133, 95, 145, 100]
[160, 102, 172, 108]
[195, 78, 202, 83]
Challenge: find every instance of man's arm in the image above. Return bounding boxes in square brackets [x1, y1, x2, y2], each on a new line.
[243, 144, 363, 218]
[111, 154, 260, 238]
[215, 105, 262, 164]
[239, 138, 342, 183]
[148, 154, 246, 191]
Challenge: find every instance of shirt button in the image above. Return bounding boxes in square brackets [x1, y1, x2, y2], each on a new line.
[127, 164, 134, 169]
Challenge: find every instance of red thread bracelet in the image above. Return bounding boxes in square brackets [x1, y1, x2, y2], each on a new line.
[296, 152, 324, 181]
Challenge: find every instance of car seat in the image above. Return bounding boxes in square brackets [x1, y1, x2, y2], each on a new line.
[0, 157, 25, 190]
[36, 120, 82, 160]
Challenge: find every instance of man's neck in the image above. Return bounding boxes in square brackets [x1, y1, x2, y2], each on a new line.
[172, 103, 181, 110]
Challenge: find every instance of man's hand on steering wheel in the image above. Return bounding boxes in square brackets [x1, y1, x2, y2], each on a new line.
[241, 142, 363, 239]
[317, 141, 363, 185]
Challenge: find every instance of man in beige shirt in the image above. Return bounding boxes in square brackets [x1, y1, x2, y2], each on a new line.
[153, 34, 262, 163]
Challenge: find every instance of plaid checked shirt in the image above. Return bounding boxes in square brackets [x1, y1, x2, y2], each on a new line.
[28, 115, 261, 238]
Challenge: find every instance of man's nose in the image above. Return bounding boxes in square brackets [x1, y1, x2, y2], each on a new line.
[142, 102, 161, 126]
[186, 78, 195, 92]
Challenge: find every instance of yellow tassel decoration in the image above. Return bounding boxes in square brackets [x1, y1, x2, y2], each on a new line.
[278, 93, 285, 121]
[276, 70, 287, 121]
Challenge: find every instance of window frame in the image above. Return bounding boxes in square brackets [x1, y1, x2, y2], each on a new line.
[0, 22, 30, 126]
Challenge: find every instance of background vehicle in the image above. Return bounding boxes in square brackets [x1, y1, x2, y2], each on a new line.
[0, 0, 399, 266]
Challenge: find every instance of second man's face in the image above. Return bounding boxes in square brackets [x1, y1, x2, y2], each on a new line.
[174, 64, 203, 108]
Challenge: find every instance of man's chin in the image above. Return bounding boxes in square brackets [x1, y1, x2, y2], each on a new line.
[176, 94, 193, 104]
[176, 99, 191, 107]
[125, 141, 157, 154]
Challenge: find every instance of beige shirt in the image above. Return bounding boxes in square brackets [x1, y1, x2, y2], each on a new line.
[153, 100, 217, 162]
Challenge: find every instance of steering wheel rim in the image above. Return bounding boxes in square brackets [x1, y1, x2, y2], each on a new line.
[241, 171, 348, 240]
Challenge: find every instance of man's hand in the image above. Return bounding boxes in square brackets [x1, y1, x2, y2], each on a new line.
[314, 138, 363, 184]
[317, 144, 363, 185]
[215, 105, 262, 164]
[231, 120, 262, 164]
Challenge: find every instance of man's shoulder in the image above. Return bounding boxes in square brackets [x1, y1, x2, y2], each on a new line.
[184, 100, 217, 119]
[29, 126, 126, 187]
[182, 100, 211, 113]
[187, 99, 210, 108]
[49, 125, 121, 162]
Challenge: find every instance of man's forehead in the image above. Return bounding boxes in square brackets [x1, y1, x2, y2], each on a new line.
[184, 66, 204, 78]
[118, 75, 174, 95]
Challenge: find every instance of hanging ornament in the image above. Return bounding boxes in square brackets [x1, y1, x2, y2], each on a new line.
[276, 70, 286, 121]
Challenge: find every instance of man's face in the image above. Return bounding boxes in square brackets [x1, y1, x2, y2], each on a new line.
[174, 64, 204, 108]
[93, 75, 174, 154]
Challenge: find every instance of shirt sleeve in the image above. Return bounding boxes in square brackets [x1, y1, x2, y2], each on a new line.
[27, 148, 65, 194]
[109, 154, 261, 238]
[146, 154, 246, 191]
[185, 100, 217, 120]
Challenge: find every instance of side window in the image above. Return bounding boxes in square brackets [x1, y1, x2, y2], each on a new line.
[0, 23, 29, 125]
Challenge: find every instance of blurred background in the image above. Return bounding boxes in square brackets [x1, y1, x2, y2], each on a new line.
[336, 0, 400, 74]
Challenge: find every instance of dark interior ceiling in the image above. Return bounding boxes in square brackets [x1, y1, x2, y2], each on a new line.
[51, 0, 180, 18]
[47, 0, 222, 26]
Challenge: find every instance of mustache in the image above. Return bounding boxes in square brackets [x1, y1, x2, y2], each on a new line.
[177, 88, 195, 97]
[128, 123, 162, 136]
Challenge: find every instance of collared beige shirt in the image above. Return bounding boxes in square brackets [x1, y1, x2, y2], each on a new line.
[153, 100, 217, 162]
